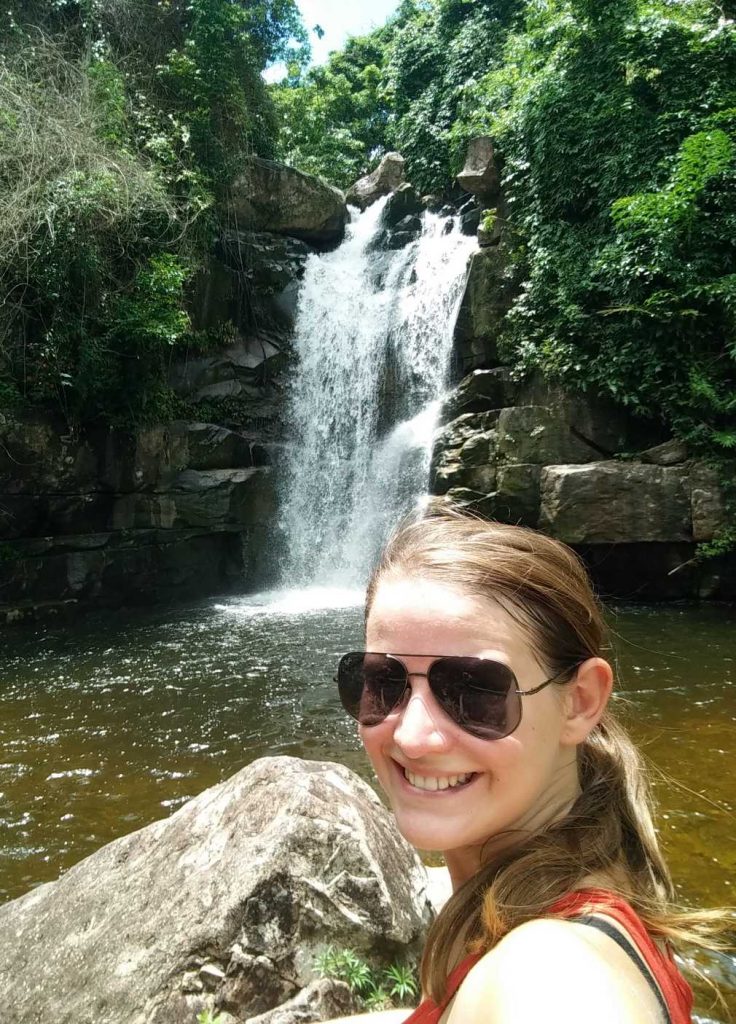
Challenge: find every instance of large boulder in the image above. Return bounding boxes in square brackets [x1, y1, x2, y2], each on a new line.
[381, 184, 424, 229]
[496, 406, 610, 466]
[347, 153, 406, 210]
[228, 158, 348, 247]
[539, 462, 692, 543]
[456, 137, 501, 202]
[0, 757, 433, 1024]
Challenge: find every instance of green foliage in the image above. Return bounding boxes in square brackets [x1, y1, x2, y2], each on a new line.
[272, 31, 396, 188]
[313, 946, 419, 1011]
[277, 0, 736, 546]
[0, 0, 308, 427]
[273, 0, 523, 191]
[480, 208, 498, 233]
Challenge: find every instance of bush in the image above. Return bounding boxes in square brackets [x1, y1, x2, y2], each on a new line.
[0, 0, 309, 427]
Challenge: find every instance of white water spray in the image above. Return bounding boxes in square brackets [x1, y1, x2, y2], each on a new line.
[278, 199, 475, 589]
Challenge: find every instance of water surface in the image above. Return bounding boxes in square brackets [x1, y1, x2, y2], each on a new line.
[1, 597, 733, 1013]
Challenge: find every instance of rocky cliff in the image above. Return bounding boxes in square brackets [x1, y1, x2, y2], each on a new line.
[1, 147, 732, 621]
[0, 161, 348, 624]
[432, 139, 734, 600]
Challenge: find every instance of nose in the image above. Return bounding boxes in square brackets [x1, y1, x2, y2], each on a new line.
[392, 678, 451, 759]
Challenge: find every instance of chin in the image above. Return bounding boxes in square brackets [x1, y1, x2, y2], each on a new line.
[391, 809, 471, 852]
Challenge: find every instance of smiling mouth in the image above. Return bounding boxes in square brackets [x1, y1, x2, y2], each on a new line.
[400, 764, 477, 792]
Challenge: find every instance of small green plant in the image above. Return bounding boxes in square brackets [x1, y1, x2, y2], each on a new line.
[196, 1010, 225, 1024]
[313, 946, 419, 1010]
[480, 208, 497, 234]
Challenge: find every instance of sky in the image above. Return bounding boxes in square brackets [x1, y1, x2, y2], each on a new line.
[264, 0, 399, 82]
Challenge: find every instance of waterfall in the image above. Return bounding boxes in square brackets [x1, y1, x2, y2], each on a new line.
[278, 198, 476, 589]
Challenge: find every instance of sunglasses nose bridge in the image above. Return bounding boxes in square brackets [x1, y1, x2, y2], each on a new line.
[392, 680, 452, 755]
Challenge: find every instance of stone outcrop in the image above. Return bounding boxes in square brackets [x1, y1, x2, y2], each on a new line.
[229, 157, 348, 247]
[431, 369, 735, 598]
[0, 757, 432, 1024]
[0, 415, 276, 622]
[382, 184, 424, 228]
[453, 246, 516, 371]
[347, 152, 406, 210]
[457, 137, 501, 202]
[538, 463, 692, 543]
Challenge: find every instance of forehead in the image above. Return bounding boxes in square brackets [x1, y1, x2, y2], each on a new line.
[366, 575, 530, 661]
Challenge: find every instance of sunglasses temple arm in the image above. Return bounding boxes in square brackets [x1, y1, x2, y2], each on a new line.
[516, 665, 580, 696]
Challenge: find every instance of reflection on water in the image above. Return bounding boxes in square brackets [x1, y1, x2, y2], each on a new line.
[0, 597, 734, 1014]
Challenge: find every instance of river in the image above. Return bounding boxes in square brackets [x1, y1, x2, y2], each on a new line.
[1, 594, 734, 1015]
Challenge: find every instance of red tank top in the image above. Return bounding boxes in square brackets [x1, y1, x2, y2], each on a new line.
[402, 888, 693, 1024]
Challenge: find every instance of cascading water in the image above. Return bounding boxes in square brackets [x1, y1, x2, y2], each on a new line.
[278, 198, 476, 589]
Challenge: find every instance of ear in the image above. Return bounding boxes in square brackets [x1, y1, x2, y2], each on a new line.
[560, 657, 613, 746]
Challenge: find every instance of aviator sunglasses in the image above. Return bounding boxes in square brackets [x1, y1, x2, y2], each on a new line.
[336, 652, 580, 740]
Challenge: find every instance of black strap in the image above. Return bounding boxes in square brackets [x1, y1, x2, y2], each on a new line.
[575, 915, 672, 1024]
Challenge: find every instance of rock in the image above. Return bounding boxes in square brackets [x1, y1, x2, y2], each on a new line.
[384, 230, 418, 251]
[431, 412, 499, 495]
[453, 246, 515, 372]
[421, 194, 444, 213]
[440, 369, 518, 423]
[0, 757, 432, 1024]
[228, 157, 348, 247]
[436, 487, 497, 518]
[640, 438, 689, 466]
[216, 231, 312, 291]
[457, 137, 501, 202]
[690, 462, 729, 542]
[493, 464, 542, 527]
[112, 468, 275, 532]
[347, 152, 406, 210]
[170, 336, 286, 400]
[382, 184, 424, 228]
[0, 412, 101, 495]
[497, 406, 607, 466]
[0, 528, 252, 611]
[246, 978, 358, 1024]
[459, 203, 481, 236]
[539, 462, 692, 543]
[177, 423, 266, 471]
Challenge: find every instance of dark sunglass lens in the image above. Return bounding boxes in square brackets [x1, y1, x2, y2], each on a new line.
[429, 658, 521, 739]
[337, 653, 407, 727]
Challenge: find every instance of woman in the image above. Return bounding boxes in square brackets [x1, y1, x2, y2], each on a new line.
[330, 507, 729, 1024]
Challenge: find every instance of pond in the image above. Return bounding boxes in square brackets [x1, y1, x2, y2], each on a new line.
[1, 594, 734, 1014]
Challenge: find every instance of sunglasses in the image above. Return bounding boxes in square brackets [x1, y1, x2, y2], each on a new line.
[335, 652, 579, 740]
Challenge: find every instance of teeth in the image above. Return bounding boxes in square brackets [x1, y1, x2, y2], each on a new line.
[405, 770, 472, 791]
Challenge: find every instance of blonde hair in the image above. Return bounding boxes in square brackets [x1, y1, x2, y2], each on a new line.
[365, 504, 732, 1004]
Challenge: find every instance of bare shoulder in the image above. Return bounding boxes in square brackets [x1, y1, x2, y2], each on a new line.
[446, 917, 666, 1024]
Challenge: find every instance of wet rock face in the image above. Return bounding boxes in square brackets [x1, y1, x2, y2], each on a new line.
[228, 157, 348, 247]
[0, 757, 433, 1024]
[347, 152, 407, 210]
[452, 246, 516, 372]
[0, 417, 277, 620]
[431, 371, 735, 598]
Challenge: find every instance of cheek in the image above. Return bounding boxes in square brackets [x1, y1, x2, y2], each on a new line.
[359, 723, 391, 775]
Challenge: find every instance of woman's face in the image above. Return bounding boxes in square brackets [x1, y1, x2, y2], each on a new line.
[361, 575, 582, 865]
